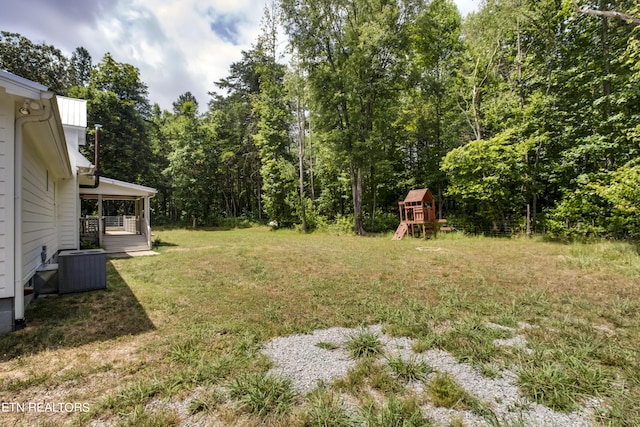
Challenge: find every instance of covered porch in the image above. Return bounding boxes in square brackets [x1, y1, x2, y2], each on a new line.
[79, 177, 157, 253]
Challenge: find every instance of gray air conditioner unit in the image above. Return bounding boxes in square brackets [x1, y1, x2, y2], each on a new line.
[58, 249, 107, 294]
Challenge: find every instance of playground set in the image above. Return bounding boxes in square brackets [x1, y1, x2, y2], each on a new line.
[392, 188, 448, 240]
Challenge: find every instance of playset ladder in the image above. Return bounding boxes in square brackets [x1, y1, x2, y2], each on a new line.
[392, 223, 408, 240]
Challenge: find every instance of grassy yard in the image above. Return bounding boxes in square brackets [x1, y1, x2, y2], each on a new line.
[0, 228, 638, 426]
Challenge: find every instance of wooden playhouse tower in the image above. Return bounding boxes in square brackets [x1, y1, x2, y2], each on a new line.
[392, 188, 438, 240]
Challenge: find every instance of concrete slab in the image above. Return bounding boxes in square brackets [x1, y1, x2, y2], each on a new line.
[107, 251, 159, 259]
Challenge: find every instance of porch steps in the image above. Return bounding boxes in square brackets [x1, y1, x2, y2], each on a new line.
[102, 234, 149, 253]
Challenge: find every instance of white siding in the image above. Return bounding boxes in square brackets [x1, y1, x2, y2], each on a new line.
[57, 97, 87, 149]
[0, 96, 14, 298]
[59, 125, 86, 250]
[58, 177, 78, 250]
[21, 137, 58, 282]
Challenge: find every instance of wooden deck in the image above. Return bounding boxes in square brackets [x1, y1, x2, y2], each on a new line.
[102, 232, 150, 253]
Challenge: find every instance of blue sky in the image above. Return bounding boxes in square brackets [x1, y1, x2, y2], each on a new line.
[0, 0, 480, 112]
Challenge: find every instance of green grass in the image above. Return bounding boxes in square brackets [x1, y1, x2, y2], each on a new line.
[345, 330, 383, 359]
[362, 396, 432, 427]
[315, 341, 340, 350]
[427, 373, 494, 419]
[0, 227, 638, 425]
[386, 356, 432, 382]
[333, 358, 404, 396]
[229, 372, 296, 417]
[187, 389, 225, 415]
[304, 387, 357, 427]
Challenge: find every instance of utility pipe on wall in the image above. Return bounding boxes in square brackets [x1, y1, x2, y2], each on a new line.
[79, 124, 102, 189]
[14, 97, 53, 329]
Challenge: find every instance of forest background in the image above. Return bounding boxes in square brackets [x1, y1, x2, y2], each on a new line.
[2, 0, 639, 240]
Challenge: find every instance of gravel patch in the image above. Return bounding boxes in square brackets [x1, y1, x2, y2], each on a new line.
[262, 326, 360, 393]
[262, 324, 597, 426]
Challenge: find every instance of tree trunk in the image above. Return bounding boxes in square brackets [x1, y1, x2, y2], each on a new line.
[438, 184, 443, 219]
[308, 115, 315, 203]
[297, 97, 307, 232]
[350, 162, 364, 235]
[370, 164, 376, 229]
[471, 61, 482, 141]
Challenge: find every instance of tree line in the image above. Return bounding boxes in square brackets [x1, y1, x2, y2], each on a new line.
[2, 0, 639, 239]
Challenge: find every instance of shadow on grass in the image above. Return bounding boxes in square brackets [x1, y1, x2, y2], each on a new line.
[0, 261, 155, 362]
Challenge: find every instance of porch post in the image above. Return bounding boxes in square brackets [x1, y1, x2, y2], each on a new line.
[98, 194, 103, 247]
[144, 196, 151, 249]
[135, 198, 141, 217]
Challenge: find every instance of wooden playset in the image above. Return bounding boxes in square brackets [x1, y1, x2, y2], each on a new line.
[393, 188, 446, 240]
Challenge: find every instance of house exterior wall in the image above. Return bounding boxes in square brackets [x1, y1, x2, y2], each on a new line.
[58, 176, 78, 250]
[0, 96, 14, 299]
[57, 97, 86, 251]
[21, 134, 59, 283]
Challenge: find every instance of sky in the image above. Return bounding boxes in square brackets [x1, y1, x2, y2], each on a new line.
[0, 0, 480, 113]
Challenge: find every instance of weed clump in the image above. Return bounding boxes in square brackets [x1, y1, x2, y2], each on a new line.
[387, 356, 432, 382]
[346, 331, 383, 359]
[229, 373, 295, 417]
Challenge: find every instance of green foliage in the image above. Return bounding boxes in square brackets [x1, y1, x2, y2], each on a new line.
[229, 373, 296, 417]
[0, 31, 72, 94]
[544, 179, 611, 240]
[345, 331, 384, 359]
[362, 396, 432, 427]
[253, 26, 299, 225]
[187, 389, 225, 415]
[598, 160, 640, 238]
[304, 387, 357, 427]
[518, 353, 612, 412]
[4, 0, 640, 240]
[545, 161, 640, 240]
[441, 129, 530, 230]
[427, 372, 492, 418]
[386, 356, 432, 382]
[70, 53, 152, 185]
[281, 0, 417, 234]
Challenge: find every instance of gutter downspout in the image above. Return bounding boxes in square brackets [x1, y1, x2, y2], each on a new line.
[79, 124, 102, 189]
[14, 99, 53, 329]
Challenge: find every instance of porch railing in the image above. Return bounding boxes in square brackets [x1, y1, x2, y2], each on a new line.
[80, 216, 100, 246]
[103, 215, 140, 233]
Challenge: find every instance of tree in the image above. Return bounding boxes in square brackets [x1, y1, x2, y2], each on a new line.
[598, 159, 640, 238]
[253, 4, 299, 225]
[403, 0, 463, 218]
[207, 49, 266, 219]
[281, 0, 416, 235]
[572, 1, 640, 25]
[163, 95, 219, 226]
[70, 53, 152, 184]
[70, 47, 92, 88]
[441, 129, 531, 232]
[147, 104, 175, 222]
[172, 91, 199, 115]
[0, 31, 70, 94]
